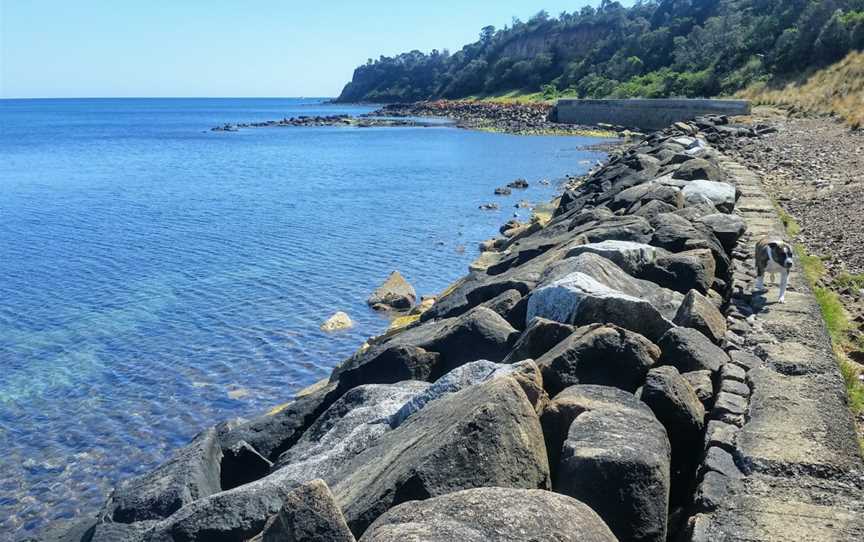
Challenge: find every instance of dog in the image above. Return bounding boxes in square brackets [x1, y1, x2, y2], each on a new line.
[754, 237, 794, 303]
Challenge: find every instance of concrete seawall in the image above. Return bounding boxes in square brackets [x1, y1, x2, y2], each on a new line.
[556, 99, 751, 130]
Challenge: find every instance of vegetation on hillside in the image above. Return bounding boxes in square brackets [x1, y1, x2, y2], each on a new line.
[740, 50, 864, 128]
[337, 0, 864, 103]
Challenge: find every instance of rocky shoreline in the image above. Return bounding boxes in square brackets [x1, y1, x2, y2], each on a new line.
[43, 115, 863, 542]
[366, 100, 623, 136]
[211, 115, 443, 132]
[211, 100, 632, 138]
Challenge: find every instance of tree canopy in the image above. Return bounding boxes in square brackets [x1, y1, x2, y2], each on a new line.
[336, 0, 864, 102]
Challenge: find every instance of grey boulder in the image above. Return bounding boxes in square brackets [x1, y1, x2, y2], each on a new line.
[535, 323, 660, 395]
[253, 480, 355, 542]
[502, 316, 576, 364]
[332, 376, 550, 536]
[359, 487, 617, 542]
[658, 327, 729, 373]
[556, 389, 671, 542]
[696, 213, 746, 252]
[103, 426, 223, 523]
[673, 290, 727, 344]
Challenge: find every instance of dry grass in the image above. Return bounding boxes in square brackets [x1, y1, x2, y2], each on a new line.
[739, 51, 864, 129]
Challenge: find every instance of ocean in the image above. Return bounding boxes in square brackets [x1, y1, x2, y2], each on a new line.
[0, 97, 608, 539]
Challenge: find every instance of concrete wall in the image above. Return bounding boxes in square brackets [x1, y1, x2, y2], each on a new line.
[555, 99, 750, 130]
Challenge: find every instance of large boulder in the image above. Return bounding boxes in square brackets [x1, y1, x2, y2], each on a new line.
[673, 290, 727, 344]
[367, 271, 416, 310]
[535, 323, 660, 395]
[538, 253, 683, 321]
[541, 385, 650, 476]
[649, 214, 730, 280]
[275, 382, 429, 471]
[143, 383, 426, 542]
[657, 327, 729, 373]
[221, 381, 344, 462]
[332, 377, 550, 536]
[640, 366, 706, 501]
[556, 390, 671, 542]
[569, 215, 654, 246]
[640, 248, 716, 295]
[478, 288, 526, 329]
[565, 240, 660, 276]
[102, 426, 223, 523]
[330, 345, 440, 391]
[527, 268, 677, 343]
[253, 480, 355, 542]
[671, 158, 724, 182]
[359, 487, 617, 542]
[696, 213, 746, 252]
[389, 359, 543, 427]
[681, 180, 736, 214]
[503, 317, 576, 364]
[385, 306, 519, 379]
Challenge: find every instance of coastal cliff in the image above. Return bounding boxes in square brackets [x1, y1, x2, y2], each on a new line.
[44, 117, 864, 542]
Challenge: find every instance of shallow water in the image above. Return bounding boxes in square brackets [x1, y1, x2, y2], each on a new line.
[0, 98, 608, 539]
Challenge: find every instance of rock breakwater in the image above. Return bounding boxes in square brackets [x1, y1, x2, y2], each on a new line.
[369, 100, 620, 136]
[44, 116, 862, 542]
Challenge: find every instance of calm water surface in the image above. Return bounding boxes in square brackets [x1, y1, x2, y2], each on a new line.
[0, 98, 608, 539]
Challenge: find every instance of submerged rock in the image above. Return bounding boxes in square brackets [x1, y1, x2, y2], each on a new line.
[367, 271, 416, 310]
[321, 311, 354, 332]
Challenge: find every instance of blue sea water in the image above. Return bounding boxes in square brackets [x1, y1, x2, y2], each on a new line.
[0, 98, 607, 539]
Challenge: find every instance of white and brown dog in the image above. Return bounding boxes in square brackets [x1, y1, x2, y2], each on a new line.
[754, 237, 794, 303]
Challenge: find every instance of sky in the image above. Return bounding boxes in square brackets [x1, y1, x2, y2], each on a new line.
[0, 0, 624, 99]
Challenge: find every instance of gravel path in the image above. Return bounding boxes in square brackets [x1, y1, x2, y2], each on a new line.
[720, 112, 864, 277]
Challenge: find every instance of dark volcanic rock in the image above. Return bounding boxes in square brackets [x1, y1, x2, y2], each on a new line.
[103, 426, 223, 523]
[478, 288, 525, 329]
[556, 390, 671, 542]
[276, 381, 429, 471]
[527, 254, 682, 342]
[672, 158, 724, 182]
[696, 213, 747, 252]
[649, 213, 730, 280]
[331, 344, 440, 391]
[658, 327, 730, 373]
[359, 487, 617, 542]
[254, 480, 355, 542]
[386, 306, 519, 379]
[220, 440, 272, 491]
[541, 384, 650, 476]
[535, 323, 660, 396]
[221, 381, 344, 462]
[332, 376, 550, 536]
[641, 248, 716, 295]
[673, 290, 727, 344]
[640, 366, 706, 476]
[389, 359, 542, 427]
[502, 316, 576, 364]
[146, 382, 427, 542]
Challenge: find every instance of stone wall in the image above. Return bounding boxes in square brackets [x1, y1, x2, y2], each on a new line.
[555, 99, 751, 130]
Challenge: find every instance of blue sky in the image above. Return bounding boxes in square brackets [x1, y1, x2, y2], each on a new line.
[0, 0, 620, 98]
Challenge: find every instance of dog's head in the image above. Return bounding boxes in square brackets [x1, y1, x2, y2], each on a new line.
[768, 240, 794, 269]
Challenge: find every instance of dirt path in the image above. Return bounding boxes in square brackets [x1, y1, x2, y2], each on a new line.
[720, 110, 864, 277]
